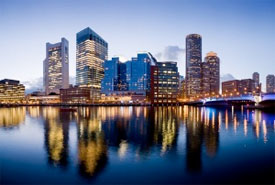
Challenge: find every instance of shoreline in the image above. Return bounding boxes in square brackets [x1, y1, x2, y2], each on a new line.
[0, 103, 274, 110]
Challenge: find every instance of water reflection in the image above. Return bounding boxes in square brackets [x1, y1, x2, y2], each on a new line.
[43, 107, 70, 168]
[0, 107, 26, 128]
[0, 106, 274, 183]
[77, 107, 107, 177]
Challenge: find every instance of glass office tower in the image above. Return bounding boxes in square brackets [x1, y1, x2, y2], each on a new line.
[186, 34, 202, 98]
[44, 38, 69, 95]
[76, 27, 108, 101]
[126, 52, 157, 93]
[101, 57, 128, 94]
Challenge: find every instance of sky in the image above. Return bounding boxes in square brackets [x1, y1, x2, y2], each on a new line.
[0, 0, 274, 91]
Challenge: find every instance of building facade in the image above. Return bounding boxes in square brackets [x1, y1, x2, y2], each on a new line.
[101, 57, 128, 94]
[222, 79, 256, 96]
[0, 79, 25, 103]
[76, 27, 108, 101]
[126, 52, 157, 93]
[202, 51, 220, 97]
[186, 34, 202, 98]
[60, 86, 91, 103]
[150, 62, 179, 104]
[222, 80, 240, 96]
[239, 79, 254, 95]
[44, 38, 69, 95]
[266, 74, 275, 93]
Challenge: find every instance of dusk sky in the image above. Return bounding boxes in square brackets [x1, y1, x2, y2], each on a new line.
[0, 0, 274, 91]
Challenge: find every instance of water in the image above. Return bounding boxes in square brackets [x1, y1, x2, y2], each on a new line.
[0, 106, 274, 184]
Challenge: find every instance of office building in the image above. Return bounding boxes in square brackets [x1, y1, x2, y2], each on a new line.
[222, 80, 240, 96]
[186, 34, 202, 98]
[126, 52, 157, 93]
[266, 74, 275, 93]
[202, 51, 220, 97]
[44, 38, 69, 95]
[76, 27, 108, 101]
[101, 57, 127, 94]
[239, 79, 254, 95]
[150, 61, 179, 104]
[0, 79, 25, 103]
[60, 86, 91, 103]
[222, 79, 256, 96]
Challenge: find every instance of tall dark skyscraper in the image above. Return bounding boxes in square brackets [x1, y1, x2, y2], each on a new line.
[186, 34, 202, 98]
[202, 51, 220, 96]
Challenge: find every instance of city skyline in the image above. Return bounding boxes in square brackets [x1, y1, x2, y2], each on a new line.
[1, 0, 274, 91]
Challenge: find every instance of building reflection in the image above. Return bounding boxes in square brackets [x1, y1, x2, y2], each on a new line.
[184, 106, 220, 172]
[99, 106, 179, 158]
[77, 107, 108, 177]
[0, 107, 26, 128]
[1, 105, 273, 180]
[43, 107, 70, 168]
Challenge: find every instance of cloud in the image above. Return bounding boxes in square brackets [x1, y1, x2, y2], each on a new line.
[155, 46, 185, 62]
[220, 73, 236, 82]
[22, 76, 76, 94]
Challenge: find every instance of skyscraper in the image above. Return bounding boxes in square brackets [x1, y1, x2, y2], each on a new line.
[76, 27, 108, 100]
[44, 38, 69, 95]
[101, 57, 128, 94]
[252, 72, 260, 88]
[186, 34, 202, 98]
[126, 52, 156, 93]
[266, 74, 275, 93]
[202, 51, 220, 97]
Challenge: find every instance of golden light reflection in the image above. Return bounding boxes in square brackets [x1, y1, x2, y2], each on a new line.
[118, 140, 128, 159]
[47, 120, 64, 163]
[0, 107, 26, 128]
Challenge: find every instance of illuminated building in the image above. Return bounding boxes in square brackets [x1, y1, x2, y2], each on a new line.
[178, 78, 186, 100]
[186, 34, 202, 98]
[222, 80, 239, 96]
[100, 91, 146, 104]
[126, 52, 157, 93]
[26, 95, 60, 104]
[150, 62, 179, 104]
[239, 79, 255, 95]
[0, 79, 25, 103]
[44, 38, 69, 95]
[101, 57, 127, 94]
[76, 27, 108, 101]
[202, 51, 220, 97]
[266, 74, 275, 93]
[222, 79, 255, 96]
[60, 86, 91, 103]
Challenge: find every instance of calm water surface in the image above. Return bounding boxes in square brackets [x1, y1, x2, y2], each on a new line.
[0, 106, 274, 184]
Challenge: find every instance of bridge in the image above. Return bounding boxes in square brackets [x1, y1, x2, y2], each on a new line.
[186, 93, 275, 108]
